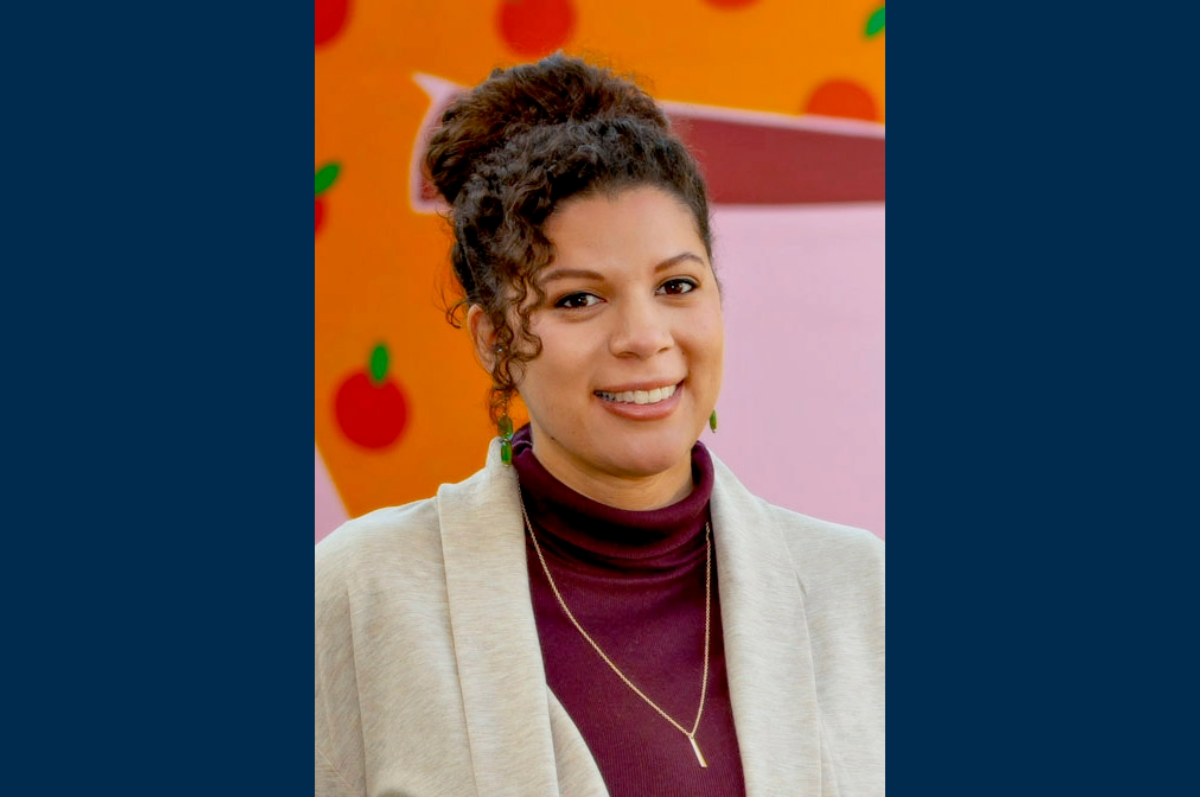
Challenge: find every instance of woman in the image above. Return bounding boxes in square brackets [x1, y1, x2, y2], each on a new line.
[315, 54, 884, 797]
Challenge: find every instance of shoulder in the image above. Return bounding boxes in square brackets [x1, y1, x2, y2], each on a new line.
[314, 494, 441, 568]
[314, 499, 446, 628]
[763, 503, 884, 609]
[316, 493, 441, 558]
[709, 451, 883, 597]
[314, 452, 507, 602]
[766, 503, 884, 577]
[752, 502, 885, 656]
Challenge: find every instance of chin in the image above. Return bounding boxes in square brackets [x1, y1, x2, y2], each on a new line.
[600, 432, 698, 478]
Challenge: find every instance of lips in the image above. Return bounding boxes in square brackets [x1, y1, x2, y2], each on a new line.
[594, 380, 685, 421]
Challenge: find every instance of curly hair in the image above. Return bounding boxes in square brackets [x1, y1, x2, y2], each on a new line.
[423, 53, 712, 424]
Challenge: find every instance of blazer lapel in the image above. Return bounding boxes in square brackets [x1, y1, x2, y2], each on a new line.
[710, 453, 824, 796]
[437, 440, 564, 797]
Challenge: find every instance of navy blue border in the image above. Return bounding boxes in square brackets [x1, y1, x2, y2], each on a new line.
[6, 5, 311, 790]
[889, 6, 1197, 793]
[887, 11, 1077, 792]
[9, 3, 1196, 792]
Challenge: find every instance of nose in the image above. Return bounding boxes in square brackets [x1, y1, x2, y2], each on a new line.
[608, 296, 674, 359]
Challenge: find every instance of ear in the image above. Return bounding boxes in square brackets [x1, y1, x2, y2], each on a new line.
[466, 304, 499, 374]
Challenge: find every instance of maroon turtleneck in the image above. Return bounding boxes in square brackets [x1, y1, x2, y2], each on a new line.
[512, 425, 746, 797]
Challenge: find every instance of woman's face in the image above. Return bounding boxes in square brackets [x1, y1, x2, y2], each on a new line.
[491, 185, 724, 506]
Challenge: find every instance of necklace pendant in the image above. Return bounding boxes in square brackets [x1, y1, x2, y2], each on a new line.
[688, 735, 708, 768]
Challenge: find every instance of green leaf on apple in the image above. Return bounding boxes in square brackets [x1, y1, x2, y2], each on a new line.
[370, 343, 389, 383]
[865, 7, 885, 38]
[316, 162, 341, 196]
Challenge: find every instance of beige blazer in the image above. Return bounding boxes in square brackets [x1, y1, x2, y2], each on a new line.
[315, 441, 884, 796]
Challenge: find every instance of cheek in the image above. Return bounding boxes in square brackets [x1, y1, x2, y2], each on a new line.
[518, 338, 590, 411]
[686, 306, 725, 360]
[535, 320, 600, 365]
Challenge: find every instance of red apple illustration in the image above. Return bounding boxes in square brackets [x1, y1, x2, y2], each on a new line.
[496, 0, 575, 57]
[804, 79, 878, 121]
[315, 162, 340, 236]
[335, 343, 409, 449]
[316, 0, 352, 47]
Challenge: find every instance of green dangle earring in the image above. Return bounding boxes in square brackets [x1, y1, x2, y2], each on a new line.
[498, 406, 515, 465]
[494, 345, 515, 465]
[709, 409, 718, 433]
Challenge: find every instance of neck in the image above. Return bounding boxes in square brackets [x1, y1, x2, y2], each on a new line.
[530, 448, 695, 511]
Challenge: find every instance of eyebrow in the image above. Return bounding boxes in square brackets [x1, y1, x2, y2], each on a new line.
[539, 252, 707, 283]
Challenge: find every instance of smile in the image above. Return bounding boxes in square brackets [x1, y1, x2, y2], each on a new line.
[594, 383, 679, 405]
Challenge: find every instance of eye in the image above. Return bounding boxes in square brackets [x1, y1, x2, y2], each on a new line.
[657, 278, 698, 296]
[554, 292, 602, 309]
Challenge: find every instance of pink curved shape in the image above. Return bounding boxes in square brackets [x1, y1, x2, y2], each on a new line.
[315, 445, 349, 544]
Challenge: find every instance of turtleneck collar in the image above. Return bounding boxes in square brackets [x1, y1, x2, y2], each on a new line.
[511, 424, 714, 575]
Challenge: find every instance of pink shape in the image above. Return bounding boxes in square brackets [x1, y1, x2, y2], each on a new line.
[315, 445, 349, 544]
[703, 204, 885, 538]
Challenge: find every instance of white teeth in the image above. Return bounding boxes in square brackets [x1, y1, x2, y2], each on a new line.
[596, 384, 677, 404]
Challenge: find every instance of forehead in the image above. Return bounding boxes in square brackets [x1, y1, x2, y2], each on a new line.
[544, 186, 706, 270]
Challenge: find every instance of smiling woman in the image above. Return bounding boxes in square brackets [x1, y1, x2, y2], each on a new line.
[315, 54, 884, 797]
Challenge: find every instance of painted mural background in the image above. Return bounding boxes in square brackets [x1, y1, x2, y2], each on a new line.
[315, 0, 885, 542]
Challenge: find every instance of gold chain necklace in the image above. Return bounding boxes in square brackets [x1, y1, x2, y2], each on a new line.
[518, 496, 713, 768]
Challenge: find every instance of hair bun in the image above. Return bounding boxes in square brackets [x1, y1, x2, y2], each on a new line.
[424, 54, 668, 205]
